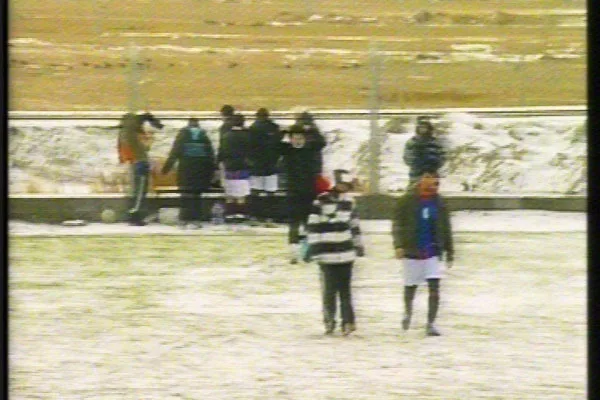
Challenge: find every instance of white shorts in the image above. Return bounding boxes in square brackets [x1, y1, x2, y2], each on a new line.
[403, 256, 443, 286]
[250, 175, 278, 192]
[224, 179, 250, 198]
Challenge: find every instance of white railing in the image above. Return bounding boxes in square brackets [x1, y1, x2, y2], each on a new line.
[7, 105, 587, 121]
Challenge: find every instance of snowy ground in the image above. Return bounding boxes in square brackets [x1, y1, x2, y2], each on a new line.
[9, 211, 586, 399]
[8, 210, 586, 237]
[8, 113, 586, 195]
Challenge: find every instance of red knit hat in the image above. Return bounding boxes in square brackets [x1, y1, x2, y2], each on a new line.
[315, 174, 332, 194]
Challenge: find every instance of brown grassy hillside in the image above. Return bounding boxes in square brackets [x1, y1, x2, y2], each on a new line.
[8, 0, 586, 111]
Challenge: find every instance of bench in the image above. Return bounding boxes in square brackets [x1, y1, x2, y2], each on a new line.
[149, 158, 287, 197]
[149, 158, 227, 196]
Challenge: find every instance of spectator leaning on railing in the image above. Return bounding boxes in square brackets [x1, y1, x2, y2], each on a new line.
[161, 117, 217, 229]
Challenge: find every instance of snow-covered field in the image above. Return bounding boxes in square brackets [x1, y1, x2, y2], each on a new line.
[8, 113, 586, 195]
[9, 211, 586, 399]
[8, 210, 586, 237]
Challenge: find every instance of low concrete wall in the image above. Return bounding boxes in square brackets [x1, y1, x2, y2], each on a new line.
[8, 193, 586, 223]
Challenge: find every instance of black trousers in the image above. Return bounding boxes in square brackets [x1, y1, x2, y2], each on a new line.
[287, 193, 314, 243]
[320, 263, 355, 325]
[289, 219, 308, 244]
[128, 161, 150, 222]
[249, 189, 277, 221]
[179, 190, 204, 222]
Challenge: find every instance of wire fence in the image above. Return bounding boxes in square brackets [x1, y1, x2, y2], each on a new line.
[8, 110, 586, 196]
[9, 0, 586, 195]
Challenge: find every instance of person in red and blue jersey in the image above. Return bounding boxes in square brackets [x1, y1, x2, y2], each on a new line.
[392, 169, 455, 336]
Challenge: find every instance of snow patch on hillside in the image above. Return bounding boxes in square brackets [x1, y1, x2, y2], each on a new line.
[8, 114, 586, 195]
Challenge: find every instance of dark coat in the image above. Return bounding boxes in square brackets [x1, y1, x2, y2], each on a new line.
[279, 135, 326, 197]
[217, 116, 235, 162]
[218, 126, 252, 171]
[288, 122, 326, 174]
[391, 190, 454, 262]
[248, 118, 283, 176]
[403, 135, 446, 182]
[162, 127, 216, 191]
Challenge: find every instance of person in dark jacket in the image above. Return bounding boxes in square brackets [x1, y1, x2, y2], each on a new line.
[218, 113, 252, 223]
[161, 118, 216, 228]
[248, 108, 283, 224]
[279, 125, 326, 263]
[403, 116, 446, 187]
[304, 169, 365, 336]
[289, 111, 326, 174]
[218, 104, 236, 148]
[392, 169, 454, 336]
[215, 105, 236, 187]
[119, 112, 163, 225]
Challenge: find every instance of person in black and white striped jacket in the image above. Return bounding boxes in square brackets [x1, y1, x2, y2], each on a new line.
[304, 169, 365, 336]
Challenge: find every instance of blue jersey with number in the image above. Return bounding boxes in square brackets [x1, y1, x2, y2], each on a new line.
[417, 198, 438, 259]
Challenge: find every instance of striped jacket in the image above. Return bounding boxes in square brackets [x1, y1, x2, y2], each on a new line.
[305, 191, 364, 265]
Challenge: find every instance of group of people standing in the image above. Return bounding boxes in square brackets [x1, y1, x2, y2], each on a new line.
[117, 105, 330, 262]
[117, 108, 454, 337]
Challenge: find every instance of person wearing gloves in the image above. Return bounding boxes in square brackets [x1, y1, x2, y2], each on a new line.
[392, 169, 454, 336]
[161, 118, 217, 228]
[304, 169, 365, 336]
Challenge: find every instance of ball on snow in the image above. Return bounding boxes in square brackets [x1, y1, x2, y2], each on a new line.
[101, 208, 117, 223]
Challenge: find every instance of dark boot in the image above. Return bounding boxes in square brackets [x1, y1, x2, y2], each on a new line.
[426, 279, 441, 336]
[320, 265, 337, 334]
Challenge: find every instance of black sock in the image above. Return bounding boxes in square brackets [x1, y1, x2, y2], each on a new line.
[249, 189, 261, 220]
[404, 285, 417, 317]
[427, 279, 440, 324]
[264, 192, 276, 221]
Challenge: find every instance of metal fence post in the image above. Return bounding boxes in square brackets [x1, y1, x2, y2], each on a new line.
[126, 42, 142, 113]
[93, 0, 104, 37]
[368, 41, 382, 195]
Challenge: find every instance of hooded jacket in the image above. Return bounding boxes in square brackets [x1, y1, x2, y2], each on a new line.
[403, 123, 446, 181]
[288, 121, 326, 174]
[162, 126, 216, 191]
[279, 132, 326, 196]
